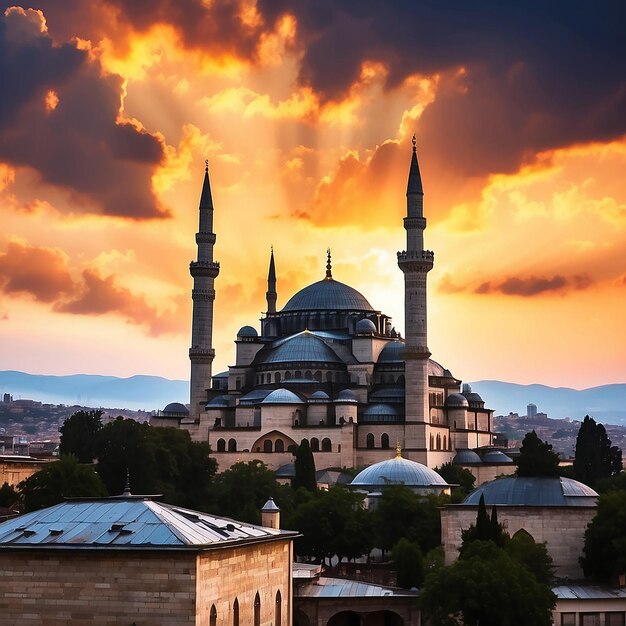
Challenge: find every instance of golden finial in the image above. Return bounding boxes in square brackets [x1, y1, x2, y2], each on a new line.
[325, 248, 332, 279]
[411, 134, 416, 152]
[395, 440, 403, 458]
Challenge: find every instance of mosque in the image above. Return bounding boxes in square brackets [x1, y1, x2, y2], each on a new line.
[152, 140, 501, 474]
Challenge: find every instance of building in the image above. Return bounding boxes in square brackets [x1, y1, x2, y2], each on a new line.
[0, 492, 296, 625]
[154, 140, 500, 475]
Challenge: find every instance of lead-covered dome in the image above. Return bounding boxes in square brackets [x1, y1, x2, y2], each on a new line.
[256, 332, 343, 365]
[282, 278, 374, 312]
[351, 455, 448, 489]
[162, 402, 189, 416]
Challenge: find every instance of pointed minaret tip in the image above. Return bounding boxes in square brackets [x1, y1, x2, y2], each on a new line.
[407, 135, 424, 195]
[200, 158, 214, 209]
[325, 248, 333, 279]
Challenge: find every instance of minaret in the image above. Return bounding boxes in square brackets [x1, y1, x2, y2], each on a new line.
[266, 247, 277, 314]
[397, 136, 434, 461]
[189, 160, 220, 418]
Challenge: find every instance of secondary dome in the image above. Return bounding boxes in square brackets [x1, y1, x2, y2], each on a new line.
[257, 332, 343, 365]
[445, 393, 469, 408]
[463, 476, 598, 507]
[351, 455, 448, 489]
[355, 318, 376, 334]
[262, 389, 304, 404]
[237, 325, 258, 338]
[282, 278, 374, 312]
[162, 402, 189, 416]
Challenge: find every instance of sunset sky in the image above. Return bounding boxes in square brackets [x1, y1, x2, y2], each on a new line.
[0, 1, 624, 390]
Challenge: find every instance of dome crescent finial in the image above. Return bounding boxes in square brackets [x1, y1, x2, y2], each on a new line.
[411, 134, 416, 153]
[395, 440, 402, 459]
[326, 248, 332, 279]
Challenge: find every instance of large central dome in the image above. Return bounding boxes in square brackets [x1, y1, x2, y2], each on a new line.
[282, 278, 374, 312]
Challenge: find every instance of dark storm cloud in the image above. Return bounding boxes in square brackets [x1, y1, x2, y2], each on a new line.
[0, 7, 166, 218]
[475, 274, 594, 297]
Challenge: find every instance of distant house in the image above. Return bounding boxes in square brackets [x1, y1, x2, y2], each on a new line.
[0, 493, 296, 625]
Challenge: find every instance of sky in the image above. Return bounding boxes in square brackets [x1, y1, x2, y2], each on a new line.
[0, 1, 625, 390]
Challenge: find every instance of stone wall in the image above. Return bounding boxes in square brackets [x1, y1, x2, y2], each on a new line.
[0, 458, 48, 487]
[441, 505, 596, 578]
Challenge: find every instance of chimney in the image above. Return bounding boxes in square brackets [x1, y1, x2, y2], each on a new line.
[261, 497, 280, 529]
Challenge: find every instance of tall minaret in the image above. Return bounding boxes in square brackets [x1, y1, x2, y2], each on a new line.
[266, 247, 277, 314]
[397, 136, 434, 460]
[189, 161, 220, 418]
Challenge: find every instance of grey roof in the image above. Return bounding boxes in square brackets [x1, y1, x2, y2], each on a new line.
[238, 389, 272, 404]
[362, 403, 401, 417]
[351, 456, 448, 488]
[453, 449, 482, 465]
[0, 498, 294, 550]
[257, 332, 343, 365]
[213, 371, 229, 379]
[445, 393, 469, 408]
[355, 318, 376, 334]
[205, 394, 230, 408]
[309, 390, 330, 402]
[237, 325, 258, 338]
[261, 497, 279, 512]
[463, 476, 598, 507]
[553, 584, 626, 600]
[369, 387, 405, 402]
[262, 388, 305, 404]
[275, 463, 296, 478]
[481, 450, 514, 464]
[336, 389, 357, 403]
[162, 402, 189, 415]
[296, 576, 418, 599]
[282, 278, 374, 312]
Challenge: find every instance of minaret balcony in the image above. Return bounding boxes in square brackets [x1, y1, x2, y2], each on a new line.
[189, 347, 216, 362]
[195, 232, 216, 245]
[397, 250, 434, 273]
[403, 217, 426, 230]
[190, 260, 220, 278]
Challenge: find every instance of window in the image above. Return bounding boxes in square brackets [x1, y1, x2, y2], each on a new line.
[285, 371, 292, 380]
[305, 370, 312, 379]
[366, 433, 375, 449]
[275, 439, 285, 453]
[275, 372, 281, 383]
[275, 590, 282, 626]
[254, 592, 261, 626]
[322, 438, 331, 452]
[295, 370, 302, 379]
[264, 440, 272, 453]
[210, 605, 217, 626]
[326, 371, 333, 382]
[311, 438, 320, 452]
[217, 438, 226, 452]
[606, 613, 626, 626]
[561, 615, 576, 626]
[228, 438, 237, 452]
[233, 598, 239, 626]
[381, 433, 390, 449]
[581, 615, 601, 626]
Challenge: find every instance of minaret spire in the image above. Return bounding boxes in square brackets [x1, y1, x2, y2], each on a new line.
[397, 136, 434, 463]
[189, 160, 220, 418]
[266, 246, 277, 314]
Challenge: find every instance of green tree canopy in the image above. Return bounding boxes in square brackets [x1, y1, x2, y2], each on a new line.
[18, 455, 108, 513]
[293, 439, 317, 492]
[460, 495, 507, 552]
[516, 430, 560, 477]
[59, 409, 103, 463]
[573, 415, 623, 488]
[392, 538, 424, 589]
[420, 541, 556, 626]
[0, 482, 18, 509]
[581, 489, 626, 582]
[435, 462, 476, 502]
[506, 530, 554, 585]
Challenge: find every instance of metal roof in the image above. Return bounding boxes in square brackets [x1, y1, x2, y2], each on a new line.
[262, 389, 305, 404]
[351, 456, 448, 488]
[553, 584, 626, 600]
[257, 332, 343, 365]
[295, 576, 418, 599]
[282, 278, 374, 312]
[0, 498, 295, 550]
[463, 476, 598, 507]
[453, 449, 482, 465]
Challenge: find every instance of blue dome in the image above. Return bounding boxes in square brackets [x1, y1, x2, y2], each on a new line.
[262, 388, 305, 404]
[445, 393, 469, 408]
[309, 390, 330, 402]
[355, 318, 376, 334]
[351, 456, 448, 488]
[369, 387, 405, 402]
[237, 325, 258, 338]
[377, 341, 405, 363]
[481, 450, 514, 464]
[162, 402, 189, 415]
[257, 332, 342, 365]
[463, 476, 598, 507]
[361, 404, 401, 422]
[205, 395, 230, 408]
[282, 278, 374, 312]
[453, 449, 482, 465]
[336, 389, 357, 403]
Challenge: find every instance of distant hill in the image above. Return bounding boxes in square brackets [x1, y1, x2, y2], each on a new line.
[1, 371, 624, 422]
[0, 371, 188, 411]
[469, 380, 626, 424]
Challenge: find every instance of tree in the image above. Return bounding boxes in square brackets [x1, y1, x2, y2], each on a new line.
[59, 410, 103, 463]
[573, 415, 623, 488]
[506, 531, 554, 585]
[0, 482, 18, 509]
[580, 489, 626, 582]
[460, 495, 507, 552]
[293, 439, 316, 492]
[392, 538, 424, 589]
[516, 430, 560, 477]
[436, 462, 476, 502]
[420, 541, 556, 626]
[18, 455, 108, 513]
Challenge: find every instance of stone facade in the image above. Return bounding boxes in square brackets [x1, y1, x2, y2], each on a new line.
[0, 456, 48, 487]
[441, 505, 596, 578]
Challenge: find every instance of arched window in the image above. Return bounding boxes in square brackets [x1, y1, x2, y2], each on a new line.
[295, 370, 302, 379]
[335, 372, 342, 383]
[314, 371, 322, 382]
[217, 438, 226, 452]
[264, 440, 272, 453]
[381, 433, 390, 449]
[310, 438, 320, 452]
[275, 372, 281, 383]
[275, 590, 282, 626]
[366, 433, 375, 449]
[443, 435, 447, 450]
[300, 438, 309, 447]
[321, 438, 331, 452]
[233, 598, 239, 626]
[285, 371, 292, 380]
[436, 433, 441, 450]
[275, 439, 285, 453]
[210, 605, 217, 626]
[305, 370, 312, 380]
[326, 371, 333, 382]
[430, 434, 434, 450]
[254, 592, 261, 626]
[228, 438, 237, 452]
[287, 444, 297, 454]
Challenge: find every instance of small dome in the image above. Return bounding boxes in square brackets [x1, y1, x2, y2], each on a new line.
[355, 319, 377, 334]
[162, 402, 189, 416]
[377, 341, 405, 363]
[463, 476, 598, 507]
[262, 388, 304, 404]
[336, 389, 358, 403]
[205, 395, 230, 408]
[481, 450, 514, 464]
[361, 403, 402, 422]
[445, 393, 469, 408]
[309, 390, 330, 402]
[351, 456, 448, 488]
[261, 497, 280, 512]
[237, 325, 258, 338]
[369, 387, 405, 403]
[453, 449, 482, 465]
[282, 278, 374, 312]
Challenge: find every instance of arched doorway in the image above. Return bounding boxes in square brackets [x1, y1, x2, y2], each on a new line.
[363, 610, 404, 626]
[327, 611, 362, 626]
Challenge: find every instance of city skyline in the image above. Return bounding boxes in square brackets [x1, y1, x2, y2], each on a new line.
[0, 1, 625, 389]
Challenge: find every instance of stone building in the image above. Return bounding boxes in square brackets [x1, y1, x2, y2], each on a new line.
[154, 140, 504, 478]
[440, 475, 599, 578]
[0, 493, 296, 625]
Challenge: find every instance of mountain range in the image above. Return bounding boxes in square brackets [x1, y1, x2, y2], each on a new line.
[0, 371, 624, 423]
